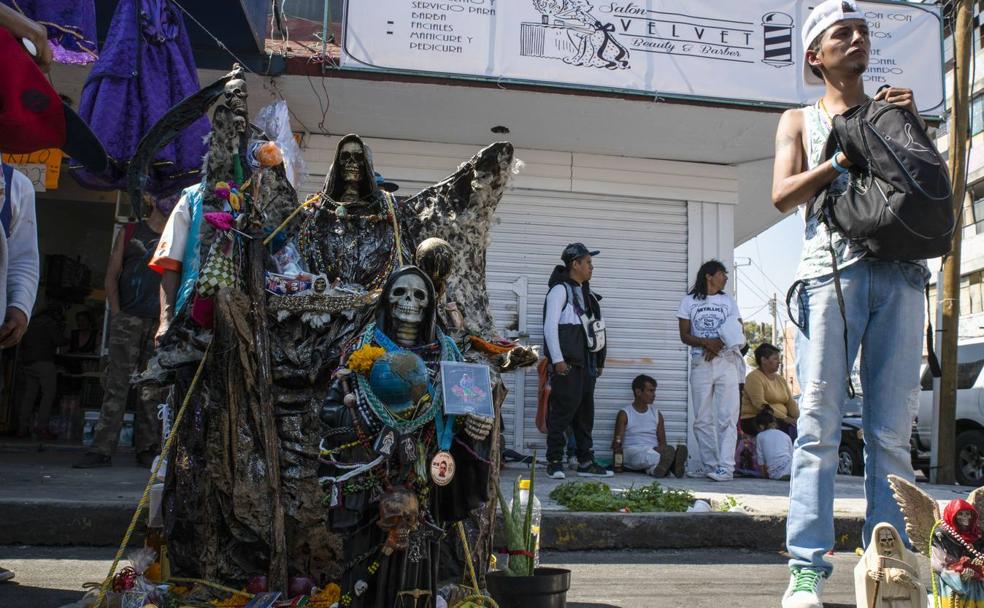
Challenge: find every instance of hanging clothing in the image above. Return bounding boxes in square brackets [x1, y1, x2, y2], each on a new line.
[71, 0, 208, 195]
[1, 0, 97, 64]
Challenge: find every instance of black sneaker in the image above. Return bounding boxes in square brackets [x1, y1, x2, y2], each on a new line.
[546, 461, 566, 479]
[577, 461, 614, 478]
[72, 453, 112, 469]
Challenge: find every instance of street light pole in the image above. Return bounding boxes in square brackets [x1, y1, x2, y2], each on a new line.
[935, 0, 973, 485]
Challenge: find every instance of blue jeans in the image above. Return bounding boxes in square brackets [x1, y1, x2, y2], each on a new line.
[788, 259, 926, 574]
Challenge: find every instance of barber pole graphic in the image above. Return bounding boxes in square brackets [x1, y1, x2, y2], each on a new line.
[762, 12, 794, 68]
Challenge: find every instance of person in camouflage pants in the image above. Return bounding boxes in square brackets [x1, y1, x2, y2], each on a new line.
[75, 200, 171, 468]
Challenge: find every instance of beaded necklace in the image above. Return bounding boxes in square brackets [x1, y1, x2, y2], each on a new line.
[940, 522, 984, 563]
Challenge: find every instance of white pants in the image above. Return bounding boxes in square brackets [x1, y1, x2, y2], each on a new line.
[690, 351, 740, 474]
[623, 446, 662, 471]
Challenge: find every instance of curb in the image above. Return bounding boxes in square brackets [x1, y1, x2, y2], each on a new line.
[0, 500, 865, 552]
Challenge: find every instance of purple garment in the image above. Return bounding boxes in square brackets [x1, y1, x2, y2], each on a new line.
[71, 0, 209, 196]
[1, 0, 97, 64]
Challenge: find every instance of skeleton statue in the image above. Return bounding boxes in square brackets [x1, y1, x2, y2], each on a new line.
[888, 475, 984, 607]
[388, 273, 430, 347]
[854, 522, 926, 608]
[378, 487, 420, 555]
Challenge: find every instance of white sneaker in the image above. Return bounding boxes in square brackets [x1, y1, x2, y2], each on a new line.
[685, 467, 708, 478]
[706, 467, 733, 482]
[782, 568, 825, 608]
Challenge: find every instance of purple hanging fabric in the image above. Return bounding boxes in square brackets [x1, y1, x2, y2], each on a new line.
[1, 0, 98, 64]
[71, 0, 209, 196]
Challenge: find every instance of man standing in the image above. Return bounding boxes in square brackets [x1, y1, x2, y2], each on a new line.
[543, 242, 610, 479]
[771, 2, 925, 606]
[75, 196, 171, 468]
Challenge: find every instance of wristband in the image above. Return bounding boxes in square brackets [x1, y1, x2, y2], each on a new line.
[831, 154, 849, 175]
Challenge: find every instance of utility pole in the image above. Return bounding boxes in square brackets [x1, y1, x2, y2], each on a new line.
[770, 293, 778, 346]
[935, 0, 973, 485]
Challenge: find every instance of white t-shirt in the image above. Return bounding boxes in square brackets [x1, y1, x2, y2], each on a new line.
[676, 292, 739, 357]
[0, 163, 39, 322]
[621, 404, 660, 451]
[149, 188, 192, 275]
[756, 428, 793, 479]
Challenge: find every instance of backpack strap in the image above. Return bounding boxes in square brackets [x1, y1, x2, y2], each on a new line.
[1, 163, 13, 239]
[824, 206, 857, 400]
[925, 285, 942, 378]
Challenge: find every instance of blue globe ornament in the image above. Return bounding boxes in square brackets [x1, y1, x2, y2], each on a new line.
[368, 351, 430, 413]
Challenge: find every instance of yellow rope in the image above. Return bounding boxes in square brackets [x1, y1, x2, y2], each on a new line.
[166, 576, 254, 598]
[262, 193, 322, 246]
[94, 342, 213, 608]
[454, 522, 499, 608]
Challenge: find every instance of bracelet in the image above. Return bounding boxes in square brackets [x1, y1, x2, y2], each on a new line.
[831, 154, 849, 175]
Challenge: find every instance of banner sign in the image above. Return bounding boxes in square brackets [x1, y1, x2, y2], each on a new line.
[342, 0, 945, 115]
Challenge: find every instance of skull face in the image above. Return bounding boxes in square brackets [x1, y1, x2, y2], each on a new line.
[377, 487, 419, 554]
[877, 528, 896, 554]
[957, 510, 974, 530]
[338, 142, 365, 185]
[223, 78, 248, 131]
[389, 274, 429, 325]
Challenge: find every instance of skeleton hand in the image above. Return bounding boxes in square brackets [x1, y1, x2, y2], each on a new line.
[885, 568, 916, 589]
[870, 568, 884, 582]
[961, 568, 976, 582]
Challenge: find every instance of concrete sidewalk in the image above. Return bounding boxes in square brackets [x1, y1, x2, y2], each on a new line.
[0, 445, 976, 551]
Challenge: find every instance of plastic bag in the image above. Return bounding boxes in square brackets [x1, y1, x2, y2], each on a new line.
[254, 100, 306, 189]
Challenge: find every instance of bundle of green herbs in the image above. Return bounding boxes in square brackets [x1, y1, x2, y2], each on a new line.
[548, 481, 694, 513]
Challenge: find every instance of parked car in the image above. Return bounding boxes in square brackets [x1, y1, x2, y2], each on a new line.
[839, 414, 865, 476]
[914, 339, 984, 487]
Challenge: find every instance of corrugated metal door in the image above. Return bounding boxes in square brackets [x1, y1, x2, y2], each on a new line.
[487, 190, 690, 458]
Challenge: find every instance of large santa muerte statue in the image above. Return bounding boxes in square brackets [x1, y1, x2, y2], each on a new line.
[132, 66, 527, 606]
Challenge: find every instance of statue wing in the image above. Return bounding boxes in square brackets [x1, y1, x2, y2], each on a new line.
[401, 142, 515, 339]
[968, 486, 984, 541]
[888, 474, 940, 557]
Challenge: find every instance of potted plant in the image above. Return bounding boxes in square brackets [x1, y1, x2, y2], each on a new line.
[486, 456, 571, 608]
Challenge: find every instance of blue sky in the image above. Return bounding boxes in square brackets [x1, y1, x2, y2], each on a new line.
[734, 214, 804, 325]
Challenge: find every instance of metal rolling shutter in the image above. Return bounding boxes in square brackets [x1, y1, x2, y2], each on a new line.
[487, 190, 689, 457]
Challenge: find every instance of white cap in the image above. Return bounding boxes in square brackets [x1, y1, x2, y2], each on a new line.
[802, 0, 866, 85]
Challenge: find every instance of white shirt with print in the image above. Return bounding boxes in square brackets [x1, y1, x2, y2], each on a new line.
[676, 292, 739, 358]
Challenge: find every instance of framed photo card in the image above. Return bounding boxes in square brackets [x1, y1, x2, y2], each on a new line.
[440, 361, 494, 417]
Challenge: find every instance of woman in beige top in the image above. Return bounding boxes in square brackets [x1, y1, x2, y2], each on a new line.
[740, 343, 799, 436]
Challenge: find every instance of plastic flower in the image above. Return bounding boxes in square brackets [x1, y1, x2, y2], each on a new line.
[309, 583, 341, 605]
[348, 345, 386, 376]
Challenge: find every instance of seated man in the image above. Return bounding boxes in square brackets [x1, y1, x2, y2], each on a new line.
[755, 407, 793, 481]
[612, 374, 687, 478]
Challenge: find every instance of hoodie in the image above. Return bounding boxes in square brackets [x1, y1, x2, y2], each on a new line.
[542, 264, 606, 373]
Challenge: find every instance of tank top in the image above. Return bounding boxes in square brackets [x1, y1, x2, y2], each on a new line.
[794, 103, 863, 281]
[118, 221, 163, 319]
[621, 404, 660, 450]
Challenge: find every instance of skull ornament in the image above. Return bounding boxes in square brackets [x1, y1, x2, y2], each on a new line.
[877, 528, 896, 555]
[377, 487, 420, 555]
[338, 141, 365, 186]
[389, 274, 429, 325]
[223, 77, 248, 132]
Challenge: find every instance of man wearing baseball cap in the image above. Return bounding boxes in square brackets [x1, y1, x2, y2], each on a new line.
[542, 243, 610, 479]
[772, 2, 926, 606]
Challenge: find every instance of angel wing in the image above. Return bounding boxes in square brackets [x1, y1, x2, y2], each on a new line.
[888, 474, 941, 557]
[401, 141, 515, 340]
[968, 486, 984, 541]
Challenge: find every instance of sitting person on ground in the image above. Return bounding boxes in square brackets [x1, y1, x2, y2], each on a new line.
[755, 407, 793, 481]
[612, 374, 688, 478]
[740, 343, 798, 437]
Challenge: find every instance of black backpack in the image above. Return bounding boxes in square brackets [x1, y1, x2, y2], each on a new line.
[808, 99, 954, 260]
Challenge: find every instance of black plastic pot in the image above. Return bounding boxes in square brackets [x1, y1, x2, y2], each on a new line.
[486, 567, 571, 608]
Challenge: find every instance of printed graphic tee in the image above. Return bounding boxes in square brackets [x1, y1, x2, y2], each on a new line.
[676, 292, 739, 357]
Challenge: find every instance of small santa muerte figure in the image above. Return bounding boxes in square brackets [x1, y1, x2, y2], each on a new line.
[132, 66, 528, 602]
[889, 474, 984, 608]
[854, 522, 926, 608]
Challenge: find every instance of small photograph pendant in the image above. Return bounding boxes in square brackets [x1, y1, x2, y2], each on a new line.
[429, 451, 455, 486]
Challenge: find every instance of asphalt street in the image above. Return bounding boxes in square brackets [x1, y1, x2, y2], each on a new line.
[0, 546, 870, 608]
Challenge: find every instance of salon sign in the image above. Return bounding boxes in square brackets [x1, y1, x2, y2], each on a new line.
[342, 0, 945, 115]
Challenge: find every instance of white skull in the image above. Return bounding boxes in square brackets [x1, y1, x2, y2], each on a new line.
[389, 274, 429, 324]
